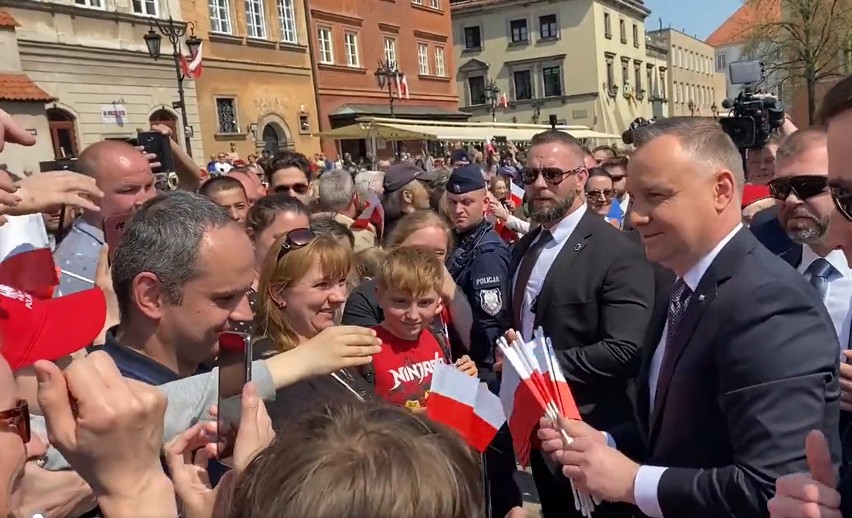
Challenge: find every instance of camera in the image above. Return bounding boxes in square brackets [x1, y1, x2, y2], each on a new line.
[621, 117, 655, 146]
[719, 90, 785, 150]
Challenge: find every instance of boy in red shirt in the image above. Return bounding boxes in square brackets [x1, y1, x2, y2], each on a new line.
[369, 246, 476, 410]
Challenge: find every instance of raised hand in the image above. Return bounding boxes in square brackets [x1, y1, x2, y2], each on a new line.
[455, 355, 478, 378]
[768, 430, 842, 518]
[10, 171, 102, 216]
[291, 325, 382, 376]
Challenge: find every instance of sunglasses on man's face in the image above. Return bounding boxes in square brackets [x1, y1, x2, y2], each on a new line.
[768, 175, 828, 201]
[0, 399, 30, 444]
[273, 183, 311, 196]
[586, 188, 614, 200]
[830, 182, 852, 222]
[521, 165, 585, 186]
[276, 228, 316, 261]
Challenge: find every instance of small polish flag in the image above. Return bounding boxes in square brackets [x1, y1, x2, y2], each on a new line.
[427, 361, 478, 439]
[498, 92, 509, 108]
[179, 41, 204, 80]
[510, 181, 524, 208]
[400, 74, 410, 100]
[0, 214, 58, 300]
[351, 191, 385, 241]
[468, 383, 506, 452]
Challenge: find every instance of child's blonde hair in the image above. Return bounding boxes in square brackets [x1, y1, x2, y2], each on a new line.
[377, 246, 443, 298]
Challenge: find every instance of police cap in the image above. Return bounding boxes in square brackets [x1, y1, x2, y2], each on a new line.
[447, 164, 486, 195]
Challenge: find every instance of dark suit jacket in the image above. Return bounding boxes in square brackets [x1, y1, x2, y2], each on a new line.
[612, 228, 841, 518]
[510, 209, 654, 430]
[749, 208, 802, 267]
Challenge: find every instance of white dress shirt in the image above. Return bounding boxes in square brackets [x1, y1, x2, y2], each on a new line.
[513, 204, 587, 341]
[632, 223, 743, 518]
[619, 193, 630, 214]
[797, 246, 852, 351]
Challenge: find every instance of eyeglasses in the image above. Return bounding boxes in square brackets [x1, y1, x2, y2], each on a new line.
[830, 182, 852, 222]
[586, 188, 615, 200]
[768, 175, 828, 201]
[273, 183, 311, 196]
[276, 228, 316, 261]
[0, 399, 30, 443]
[521, 165, 585, 186]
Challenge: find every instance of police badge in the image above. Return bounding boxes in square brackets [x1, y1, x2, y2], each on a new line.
[479, 288, 502, 316]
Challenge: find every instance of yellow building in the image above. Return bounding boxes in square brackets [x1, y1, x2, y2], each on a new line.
[181, 0, 320, 160]
[647, 28, 727, 118]
[450, 0, 664, 138]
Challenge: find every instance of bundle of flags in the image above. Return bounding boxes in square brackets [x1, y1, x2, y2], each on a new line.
[498, 328, 598, 517]
[351, 190, 385, 242]
[179, 42, 204, 80]
[0, 214, 58, 299]
[426, 361, 506, 454]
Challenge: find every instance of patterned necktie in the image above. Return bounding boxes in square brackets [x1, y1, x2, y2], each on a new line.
[805, 258, 834, 301]
[665, 278, 692, 348]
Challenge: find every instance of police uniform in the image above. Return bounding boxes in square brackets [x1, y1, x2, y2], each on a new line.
[445, 165, 512, 385]
[445, 164, 521, 516]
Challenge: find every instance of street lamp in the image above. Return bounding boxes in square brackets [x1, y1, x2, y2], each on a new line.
[374, 59, 405, 118]
[687, 99, 696, 116]
[711, 103, 719, 119]
[483, 78, 502, 123]
[143, 18, 201, 156]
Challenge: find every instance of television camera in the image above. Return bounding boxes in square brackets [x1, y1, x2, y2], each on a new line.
[718, 60, 785, 150]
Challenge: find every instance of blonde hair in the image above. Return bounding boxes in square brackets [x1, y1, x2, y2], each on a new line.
[256, 234, 352, 352]
[228, 402, 483, 518]
[378, 246, 443, 298]
[385, 209, 454, 251]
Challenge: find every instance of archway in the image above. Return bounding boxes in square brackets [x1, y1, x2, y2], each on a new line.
[255, 113, 294, 154]
[149, 109, 178, 142]
[47, 107, 79, 159]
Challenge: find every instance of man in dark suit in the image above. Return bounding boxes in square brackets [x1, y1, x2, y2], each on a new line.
[509, 129, 655, 517]
[538, 117, 841, 517]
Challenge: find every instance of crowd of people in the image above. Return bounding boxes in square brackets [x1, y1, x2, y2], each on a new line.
[5, 71, 852, 518]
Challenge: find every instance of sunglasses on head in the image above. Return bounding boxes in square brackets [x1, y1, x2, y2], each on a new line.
[273, 183, 311, 196]
[586, 188, 614, 200]
[768, 175, 828, 201]
[276, 228, 316, 261]
[521, 165, 585, 186]
[0, 399, 30, 444]
[830, 182, 852, 222]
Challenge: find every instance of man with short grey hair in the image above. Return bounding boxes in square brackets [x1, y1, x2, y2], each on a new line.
[315, 170, 376, 251]
[104, 190, 255, 385]
[354, 170, 385, 199]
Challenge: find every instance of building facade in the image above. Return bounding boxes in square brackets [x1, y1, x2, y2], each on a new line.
[6, 0, 204, 162]
[180, 0, 321, 160]
[647, 28, 727, 118]
[450, 0, 663, 138]
[644, 31, 670, 119]
[307, 0, 465, 160]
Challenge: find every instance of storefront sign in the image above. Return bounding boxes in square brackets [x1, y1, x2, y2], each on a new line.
[101, 104, 127, 124]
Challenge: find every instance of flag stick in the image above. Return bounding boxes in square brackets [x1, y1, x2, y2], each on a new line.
[481, 451, 492, 518]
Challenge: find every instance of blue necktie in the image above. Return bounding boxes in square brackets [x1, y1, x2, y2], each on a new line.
[805, 258, 834, 301]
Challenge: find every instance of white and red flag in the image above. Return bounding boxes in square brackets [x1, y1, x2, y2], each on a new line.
[179, 41, 204, 80]
[351, 190, 385, 241]
[400, 75, 410, 100]
[0, 214, 58, 299]
[498, 92, 509, 108]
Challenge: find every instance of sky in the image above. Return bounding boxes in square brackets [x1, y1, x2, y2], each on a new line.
[643, 0, 743, 41]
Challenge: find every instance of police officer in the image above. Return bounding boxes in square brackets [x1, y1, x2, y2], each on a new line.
[445, 164, 522, 518]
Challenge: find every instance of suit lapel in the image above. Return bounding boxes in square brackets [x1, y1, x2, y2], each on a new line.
[637, 286, 670, 435]
[533, 211, 595, 328]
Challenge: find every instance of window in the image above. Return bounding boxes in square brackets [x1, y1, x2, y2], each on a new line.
[412, 0, 423, 4]
[619, 19, 626, 43]
[384, 37, 397, 66]
[634, 61, 642, 93]
[621, 59, 629, 86]
[132, 0, 158, 16]
[646, 66, 653, 97]
[215, 98, 239, 134]
[660, 69, 666, 97]
[435, 47, 446, 77]
[344, 32, 359, 67]
[513, 70, 532, 100]
[632, 23, 638, 47]
[75, 0, 103, 7]
[716, 53, 727, 71]
[430, 0, 440, 8]
[468, 76, 486, 105]
[604, 12, 611, 38]
[245, 0, 266, 39]
[318, 27, 333, 64]
[606, 58, 615, 92]
[277, 0, 298, 43]
[510, 19, 528, 43]
[542, 66, 562, 97]
[463, 26, 482, 50]
[209, 0, 232, 33]
[418, 43, 430, 75]
[539, 14, 558, 39]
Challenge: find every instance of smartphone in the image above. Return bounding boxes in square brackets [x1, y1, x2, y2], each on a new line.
[102, 211, 134, 264]
[217, 331, 253, 461]
[39, 159, 76, 173]
[137, 131, 175, 174]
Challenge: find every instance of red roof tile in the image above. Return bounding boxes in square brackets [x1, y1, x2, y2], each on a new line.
[0, 74, 55, 103]
[0, 10, 20, 28]
[707, 0, 781, 47]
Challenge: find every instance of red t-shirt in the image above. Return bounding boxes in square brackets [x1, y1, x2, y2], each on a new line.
[370, 325, 446, 409]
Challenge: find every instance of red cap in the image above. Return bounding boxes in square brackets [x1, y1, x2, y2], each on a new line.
[0, 285, 106, 370]
[742, 184, 772, 209]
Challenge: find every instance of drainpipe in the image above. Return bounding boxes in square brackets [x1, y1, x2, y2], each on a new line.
[302, 0, 326, 158]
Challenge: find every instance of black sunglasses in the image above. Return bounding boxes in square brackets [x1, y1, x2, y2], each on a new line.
[0, 399, 30, 444]
[586, 188, 614, 200]
[273, 183, 311, 196]
[768, 175, 828, 201]
[830, 182, 852, 222]
[276, 228, 315, 261]
[521, 165, 585, 186]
